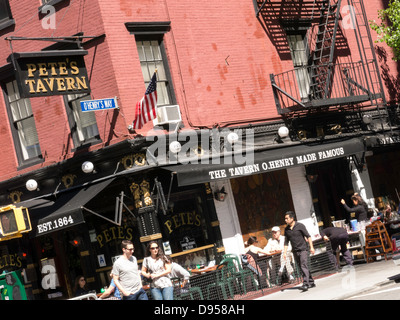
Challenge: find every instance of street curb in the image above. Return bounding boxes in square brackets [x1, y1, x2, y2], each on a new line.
[332, 279, 395, 300]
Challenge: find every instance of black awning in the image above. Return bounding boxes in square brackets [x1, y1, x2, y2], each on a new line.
[163, 138, 365, 186]
[18, 178, 116, 237]
[10, 50, 88, 59]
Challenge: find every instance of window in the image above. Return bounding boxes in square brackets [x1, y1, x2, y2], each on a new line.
[40, 0, 65, 6]
[64, 93, 100, 148]
[287, 33, 311, 101]
[4, 80, 42, 164]
[136, 39, 173, 106]
[126, 22, 175, 106]
[38, 0, 67, 15]
[0, 0, 14, 30]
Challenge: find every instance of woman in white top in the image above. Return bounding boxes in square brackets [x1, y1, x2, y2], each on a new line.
[141, 241, 173, 300]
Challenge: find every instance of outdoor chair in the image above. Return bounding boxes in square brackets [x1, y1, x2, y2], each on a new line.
[223, 253, 259, 294]
[172, 277, 204, 300]
[205, 259, 236, 299]
[242, 253, 271, 288]
[365, 220, 392, 262]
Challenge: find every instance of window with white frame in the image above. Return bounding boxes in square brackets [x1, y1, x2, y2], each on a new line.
[5, 80, 42, 162]
[287, 33, 311, 101]
[64, 93, 100, 147]
[136, 39, 173, 106]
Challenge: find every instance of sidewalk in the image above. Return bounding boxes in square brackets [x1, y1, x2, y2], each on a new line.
[256, 258, 400, 300]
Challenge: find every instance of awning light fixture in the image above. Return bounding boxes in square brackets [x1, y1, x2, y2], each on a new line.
[26, 179, 39, 191]
[82, 161, 95, 174]
[169, 141, 182, 154]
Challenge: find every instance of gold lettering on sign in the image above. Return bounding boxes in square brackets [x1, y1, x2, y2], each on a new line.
[164, 211, 201, 234]
[96, 226, 134, 248]
[23, 58, 88, 95]
[0, 254, 23, 269]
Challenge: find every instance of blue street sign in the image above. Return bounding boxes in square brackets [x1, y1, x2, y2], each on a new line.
[80, 97, 118, 112]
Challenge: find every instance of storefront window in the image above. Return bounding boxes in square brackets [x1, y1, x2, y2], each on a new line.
[160, 195, 205, 252]
[367, 150, 400, 204]
[90, 216, 142, 263]
[158, 190, 215, 266]
[0, 241, 25, 274]
[83, 213, 143, 288]
[16, 179, 222, 296]
[34, 234, 69, 299]
[231, 170, 294, 248]
[88, 186, 218, 288]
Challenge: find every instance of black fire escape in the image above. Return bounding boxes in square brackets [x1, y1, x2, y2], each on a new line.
[254, 0, 388, 120]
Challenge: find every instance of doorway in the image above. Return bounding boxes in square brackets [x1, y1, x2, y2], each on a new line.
[306, 158, 354, 228]
[33, 226, 91, 299]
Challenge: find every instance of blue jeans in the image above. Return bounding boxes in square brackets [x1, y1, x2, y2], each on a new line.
[123, 288, 148, 300]
[150, 286, 174, 300]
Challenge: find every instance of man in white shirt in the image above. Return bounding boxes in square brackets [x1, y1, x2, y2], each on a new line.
[112, 240, 148, 300]
[264, 226, 294, 285]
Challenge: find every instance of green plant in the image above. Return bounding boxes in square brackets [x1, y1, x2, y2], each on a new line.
[370, 0, 400, 61]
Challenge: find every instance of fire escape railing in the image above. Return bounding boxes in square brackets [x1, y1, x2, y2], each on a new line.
[255, 0, 388, 124]
[270, 60, 382, 115]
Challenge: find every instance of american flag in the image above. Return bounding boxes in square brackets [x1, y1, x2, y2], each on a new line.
[132, 72, 158, 130]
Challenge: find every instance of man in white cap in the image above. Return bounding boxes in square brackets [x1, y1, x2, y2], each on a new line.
[264, 226, 295, 285]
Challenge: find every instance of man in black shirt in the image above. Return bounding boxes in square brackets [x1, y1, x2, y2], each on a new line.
[320, 226, 353, 270]
[283, 211, 315, 291]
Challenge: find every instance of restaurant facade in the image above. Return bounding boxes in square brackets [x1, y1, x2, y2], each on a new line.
[0, 133, 395, 299]
[0, 139, 227, 299]
[0, 0, 398, 300]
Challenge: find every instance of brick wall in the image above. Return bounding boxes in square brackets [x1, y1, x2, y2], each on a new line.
[0, 0, 396, 182]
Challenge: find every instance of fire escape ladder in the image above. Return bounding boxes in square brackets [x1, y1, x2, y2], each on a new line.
[310, 0, 341, 100]
[347, 0, 391, 134]
[257, 0, 388, 116]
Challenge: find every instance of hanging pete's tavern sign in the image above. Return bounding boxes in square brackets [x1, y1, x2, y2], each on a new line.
[11, 50, 90, 98]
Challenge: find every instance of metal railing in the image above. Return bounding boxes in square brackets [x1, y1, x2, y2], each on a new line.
[66, 243, 337, 301]
[68, 293, 98, 300]
[171, 241, 337, 300]
[270, 61, 382, 114]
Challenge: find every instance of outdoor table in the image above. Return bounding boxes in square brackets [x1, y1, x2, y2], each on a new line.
[189, 265, 225, 299]
[189, 265, 218, 275]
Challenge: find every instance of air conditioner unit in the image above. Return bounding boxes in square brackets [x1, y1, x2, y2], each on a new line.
[154, 105, 182, 126]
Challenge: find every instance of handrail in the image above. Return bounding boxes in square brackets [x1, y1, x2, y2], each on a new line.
[271, 83, 306, 108]
[270, 60, 381, 114]
[68, 293, 98, 300]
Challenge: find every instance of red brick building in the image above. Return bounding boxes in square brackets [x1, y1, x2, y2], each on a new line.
[0, 0, 398, 299]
